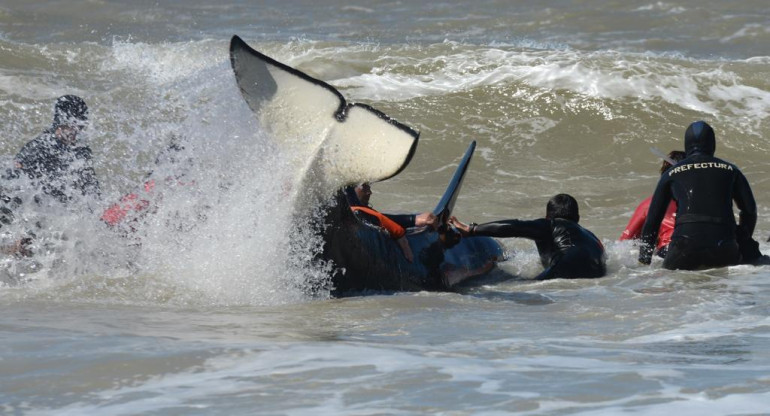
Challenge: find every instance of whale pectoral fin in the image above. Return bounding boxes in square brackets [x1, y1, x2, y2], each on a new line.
[432, 140, 476, 223]
[230, 35, 418, 187]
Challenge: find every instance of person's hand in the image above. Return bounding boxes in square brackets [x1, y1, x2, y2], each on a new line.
[415, 212, 438, 229]
[448, 216, 472, 236]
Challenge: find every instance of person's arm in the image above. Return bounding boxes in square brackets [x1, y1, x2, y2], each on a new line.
[14, 140, 41, 176]
[450, 216, 550, 241]
[639, 177, 672, 264]
[384, 211, 439, 230]
[384, 213, 416, 228]
[732, 169, 757, 239]
[620, 198, 650, 241]
[414, 212, 438, 229]
[376, 214, 406, 240]
[74, 146, 101, 198]
[732, 169, 760, 262]
[352, 207, 407, 240]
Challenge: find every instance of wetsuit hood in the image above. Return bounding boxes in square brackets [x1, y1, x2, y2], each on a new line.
[53, 95, 88, 129]
[684, 121, 715, 157]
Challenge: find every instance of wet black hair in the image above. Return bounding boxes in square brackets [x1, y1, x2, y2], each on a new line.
[53, 95, 88, 127]
[546, 193, 580, 223]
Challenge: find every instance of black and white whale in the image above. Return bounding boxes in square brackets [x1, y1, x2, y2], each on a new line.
[229, 35, 504, 294]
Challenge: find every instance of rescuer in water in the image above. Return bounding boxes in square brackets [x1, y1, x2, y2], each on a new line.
[345, 182, 438, 262]
[620, 150, 686, 258]
[638, 121, 768, 270]
[450, 193, 606, 280]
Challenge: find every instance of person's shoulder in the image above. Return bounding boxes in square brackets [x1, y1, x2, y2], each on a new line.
[549, 217, 576, 229]
[580, 223, 600, 236]
[552, 218, 600, 240]
[704, 156, 746, 178]
[577, 224, 603, 246]
[561, 219, 597, 235]
[712, 156, 741, 170]
[528, 217, 551, 227]
[17, 131, 56, 153]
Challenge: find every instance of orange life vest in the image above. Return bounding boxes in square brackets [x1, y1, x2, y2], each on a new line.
[351, 206, 406, 239]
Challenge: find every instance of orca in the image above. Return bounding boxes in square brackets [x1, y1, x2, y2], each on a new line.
[229, 35, 505, 295]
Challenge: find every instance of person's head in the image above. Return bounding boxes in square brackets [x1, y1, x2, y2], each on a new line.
[684, 120, 715, 157]
[354, 182, 372, 206]
[52, 95, 89, 145]
[546, 193, 580, 223]
[659, 150, 686, 174]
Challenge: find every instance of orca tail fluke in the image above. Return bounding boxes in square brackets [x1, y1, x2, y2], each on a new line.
[229, 35, 419, 195]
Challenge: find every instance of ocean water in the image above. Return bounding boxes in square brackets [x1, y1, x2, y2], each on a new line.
[1, 1, 769, 414]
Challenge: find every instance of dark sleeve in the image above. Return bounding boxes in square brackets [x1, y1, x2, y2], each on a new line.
[74, 146, 100, 197]
[15, 140, 43, 176]
[639, 176, 672, 264]
[382, 213, 416, 228]
[732, 169, 756, 239]
[474, 218, 551, 241]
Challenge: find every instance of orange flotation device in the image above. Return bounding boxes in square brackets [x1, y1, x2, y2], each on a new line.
[351, 206, 405, 239]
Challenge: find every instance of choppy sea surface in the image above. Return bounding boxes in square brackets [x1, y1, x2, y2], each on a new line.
[1, 1, 769, 414]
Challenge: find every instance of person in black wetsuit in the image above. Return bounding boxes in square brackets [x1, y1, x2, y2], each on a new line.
[638, 120, 768, 269]
[9, 95, 99, 203]
[345, 182, 438, 262]
[450, 193, 606, 280]
[347, 183, 438, 230]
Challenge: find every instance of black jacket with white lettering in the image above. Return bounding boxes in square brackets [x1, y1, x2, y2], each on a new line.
[639, 123, 756, 264]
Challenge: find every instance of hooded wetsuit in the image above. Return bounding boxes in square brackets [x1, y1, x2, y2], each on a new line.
[473, 218, 606, 280]
[13, 129, 100, 203]
[10, 95, 98, 203]
[639, 121, 756, 269]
